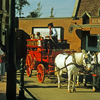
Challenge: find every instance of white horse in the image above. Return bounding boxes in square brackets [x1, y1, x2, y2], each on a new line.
[55, 50, 92, 93]
[76, 51, 94, 87]
[91, 52, 100, 91]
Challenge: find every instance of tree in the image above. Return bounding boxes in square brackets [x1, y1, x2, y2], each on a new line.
[26, 2, 42, 18]
[15, 0, 30, 17]
[50, 7, 54, 17]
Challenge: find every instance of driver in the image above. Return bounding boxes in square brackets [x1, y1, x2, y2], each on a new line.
[44, 23, 58, 52]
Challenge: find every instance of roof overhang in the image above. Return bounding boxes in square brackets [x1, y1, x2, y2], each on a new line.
[74, 24, 100, 34]
[74, 24, 100, 28]
[81, 11, 91, 18]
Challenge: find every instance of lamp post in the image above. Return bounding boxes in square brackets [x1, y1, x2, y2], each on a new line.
[6, 0, 16, 100]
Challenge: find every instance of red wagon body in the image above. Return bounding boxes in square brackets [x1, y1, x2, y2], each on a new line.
[25, 39, 75, 83]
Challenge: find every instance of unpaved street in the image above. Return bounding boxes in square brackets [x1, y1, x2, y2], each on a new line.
[17, 70, 100, 100]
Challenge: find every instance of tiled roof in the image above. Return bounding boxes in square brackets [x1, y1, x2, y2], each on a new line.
[72, 0, 100, 17]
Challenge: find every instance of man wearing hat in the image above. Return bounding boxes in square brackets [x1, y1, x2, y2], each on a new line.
[44, 23, 58, 52]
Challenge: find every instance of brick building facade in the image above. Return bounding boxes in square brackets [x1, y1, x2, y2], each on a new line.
[72, 0, 100, 52]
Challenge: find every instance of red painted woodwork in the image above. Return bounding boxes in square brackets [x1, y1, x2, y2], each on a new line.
[25, 39, 75, 82]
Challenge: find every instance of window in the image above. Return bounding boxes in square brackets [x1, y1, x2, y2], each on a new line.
[83, 15, 89, 24]
[5, 17, 9, 24]
[88, 36, 97, 47]
[32, 27, 62, 40]
[86, 34, 99, 52]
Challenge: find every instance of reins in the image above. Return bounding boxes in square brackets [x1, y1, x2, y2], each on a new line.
[51, 37, 67, 54]
[55, 53, 86, 73]
[55, 54, 75, 72]
[55, 62, 75, 72]
[51, 38, 87, 72]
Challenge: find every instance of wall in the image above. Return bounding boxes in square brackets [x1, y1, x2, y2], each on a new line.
[19, 17, 82, 51]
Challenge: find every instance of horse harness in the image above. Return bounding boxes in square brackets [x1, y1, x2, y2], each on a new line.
[55, 53, 84, 72]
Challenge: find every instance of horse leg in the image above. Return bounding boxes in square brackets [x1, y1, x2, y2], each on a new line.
[83, 74, 87, 87]
[68, 71, 71, 93]
[54, 67, 58, 84]
[96, 76, 100, 90]
[77, 72, 80, 86]
[72, 73, 77, 92]
[96, 69, 100, 90]
[93, 66, 98, 92]
[93, 75, 96, 92]
[57, 70, 62, 89]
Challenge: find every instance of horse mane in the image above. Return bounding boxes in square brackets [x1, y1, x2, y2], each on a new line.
[72, 49, 88, 66]
[72, 53, 83, 66]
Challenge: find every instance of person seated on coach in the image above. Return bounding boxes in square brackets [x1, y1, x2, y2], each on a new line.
[36, 32, 42, 39]
[36, 32, 43, 47]
[30, 33, 36, 39]
[44, 23, 58, 52]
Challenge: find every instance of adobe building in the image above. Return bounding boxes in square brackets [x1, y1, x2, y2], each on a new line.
[0, 0, 100, 59]
[72, 0, 100, 52]
[0, 0, 9, 45]
[18, 0, 100, 53]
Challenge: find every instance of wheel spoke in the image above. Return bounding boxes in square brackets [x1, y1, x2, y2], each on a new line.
[25, 54, 33, 77]
[37, 64, 45, 83]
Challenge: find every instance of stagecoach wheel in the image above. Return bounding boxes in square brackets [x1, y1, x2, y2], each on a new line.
[37, 64, 45, 83]
[25, 54, 32, 77]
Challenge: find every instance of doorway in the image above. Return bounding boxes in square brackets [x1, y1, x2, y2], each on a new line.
[81, 31, 99, 52]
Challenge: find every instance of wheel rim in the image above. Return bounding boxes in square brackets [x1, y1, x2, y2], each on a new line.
[37, 64, 45, 83]
[26, 54, 32, 77]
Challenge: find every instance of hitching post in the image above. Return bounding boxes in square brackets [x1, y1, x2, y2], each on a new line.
[17, 58, 27, 100]
[6, 0, 16, 100]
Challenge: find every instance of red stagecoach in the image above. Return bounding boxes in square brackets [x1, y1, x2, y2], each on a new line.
[25, 39, 75, 83]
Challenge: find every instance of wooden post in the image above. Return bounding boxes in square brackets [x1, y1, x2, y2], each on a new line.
[6, 0, 16, 100]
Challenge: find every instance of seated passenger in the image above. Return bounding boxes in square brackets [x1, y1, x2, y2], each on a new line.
[36, 32, 42, 39]
[30, 33, 36, 39]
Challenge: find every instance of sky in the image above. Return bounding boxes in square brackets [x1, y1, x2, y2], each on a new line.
[17, 0, 76, 18]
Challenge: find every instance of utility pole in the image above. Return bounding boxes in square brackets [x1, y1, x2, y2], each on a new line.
[6, 0, 16, 100]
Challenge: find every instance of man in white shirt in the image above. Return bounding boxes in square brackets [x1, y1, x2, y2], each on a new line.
[44, 23, 58, 52]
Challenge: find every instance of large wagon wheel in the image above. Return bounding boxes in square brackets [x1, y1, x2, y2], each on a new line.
[37, 64, 45, 83]
[25, 54, 33, 77]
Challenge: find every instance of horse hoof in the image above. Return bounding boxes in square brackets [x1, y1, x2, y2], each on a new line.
[73, 89, 76, 92]
[58, 86, 61, 89]
[68, 90, 71, 93]
[58, 83, 61, 89]
[58, 87, 61, 89]
[84, 84, 87, 87]
[77, 83, 80, 86]
[93, 89, 96, 92]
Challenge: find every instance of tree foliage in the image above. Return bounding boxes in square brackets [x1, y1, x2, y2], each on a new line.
[15, 0, 30, 17]
[26, 2, 42, 18]
[50, 7, 54, 17]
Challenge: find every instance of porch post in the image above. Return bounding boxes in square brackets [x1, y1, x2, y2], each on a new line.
[6, 0, 16, 100]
